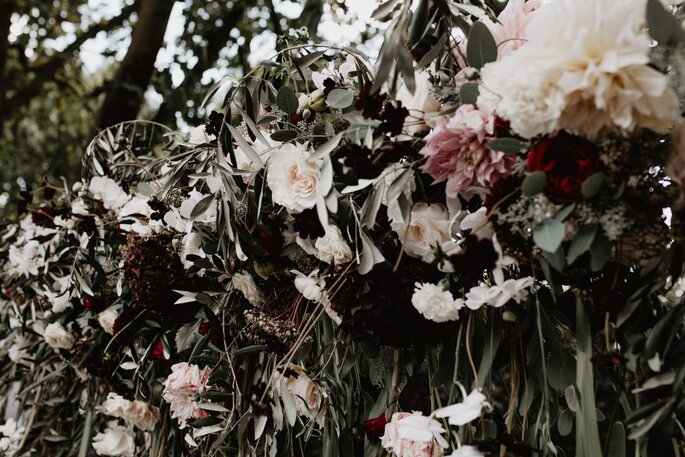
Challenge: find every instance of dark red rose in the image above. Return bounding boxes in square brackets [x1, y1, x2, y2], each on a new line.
[82, 295, 96, 311]
[365, 413, 387, 439]
[527, 131, 599, 204]
[151, 341, 169, 361]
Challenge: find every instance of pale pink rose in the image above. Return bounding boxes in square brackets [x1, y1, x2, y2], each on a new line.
[101, 393, 160, 431]
[162, 362, 212, 428]
[420, 104, 513, 199]
[275, 365, 327, 427]
[381, 412, 445, 457]
[482, 0, 541, 58]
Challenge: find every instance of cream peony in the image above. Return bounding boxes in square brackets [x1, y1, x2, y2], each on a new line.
[314, 225, 353, 265]
[477, 0, 680, 139]
[411, 283, 463, 323]
[89, 176, 129, 211]
[391, 203, 452, 263]
[381, 412, 445, 457]
[43, 322, 74, 350]
[101, 393, 160, 431]
[232, 271, 266, 306]
[162, 362, 211, 428]
[266, 143, 331, 213]
[92, 421, 134, 456]
[98, 308, 119, 335]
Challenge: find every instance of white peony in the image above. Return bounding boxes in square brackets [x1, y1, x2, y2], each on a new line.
[98, 308, 119, 335]
[434, 388, 490, 426]
[477, 0, 681, 139]
[411, 283, 463, 323]
[89, 176, 129, 211]
[43, 322, 74, 350]
[266, 143, 332, 214]
[162, 362, 212, 428]
[314, 225, 353, 265]
[92, 421, 134, 456]
[232, 271, 266, 306]
[391, 203, 452, 263]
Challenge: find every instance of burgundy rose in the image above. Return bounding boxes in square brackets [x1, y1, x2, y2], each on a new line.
[151, 341, 169, 361]
[365, 413, 387, 439]
[527, 131, 599, 204]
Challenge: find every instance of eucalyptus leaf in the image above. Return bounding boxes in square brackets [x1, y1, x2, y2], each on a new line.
[567, 224, 598, 265]
[522, 171, 547, 196]
[581, 172, 606, 199]
[270, 130, 298, 142]
[488, 137, 526, 155]
[276, 86, 299, 115]
[327, 89, 355, 109]
[533, 219, 566, 253]
[460, 82, 480, 105]
[466, 22, 497, 69]
[646, 0, 685, 45]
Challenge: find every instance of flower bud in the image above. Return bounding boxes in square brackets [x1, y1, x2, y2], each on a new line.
[309, 89, 327, 112]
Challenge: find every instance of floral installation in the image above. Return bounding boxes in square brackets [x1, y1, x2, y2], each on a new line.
[1, 0, 685, 456]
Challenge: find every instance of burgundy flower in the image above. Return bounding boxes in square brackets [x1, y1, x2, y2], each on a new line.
[293, 209, 325, 239]
[379, 101, 409, 136]
[356, 84, 387, 120]
[83, 295, 97, 311]
[527, 131, 599, 204]
[151, 341, 169, 361]
[365, 413, 387, 439]
[31, 206, 54, 226]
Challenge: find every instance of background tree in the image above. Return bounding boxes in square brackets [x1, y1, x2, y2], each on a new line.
[0, 0, 375, 218]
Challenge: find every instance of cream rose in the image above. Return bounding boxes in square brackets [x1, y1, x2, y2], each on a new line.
[232, 271, 266, 306]
[101, 393, 159, 431]
[314, 225, 353, 265]
[266, 143, 331, 214]
[391, 203, 452, 263]
[98, 308, 119, 335]
[43, 322, 74, 350]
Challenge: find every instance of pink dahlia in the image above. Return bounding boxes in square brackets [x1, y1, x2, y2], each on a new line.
[420, 104, 513, 199]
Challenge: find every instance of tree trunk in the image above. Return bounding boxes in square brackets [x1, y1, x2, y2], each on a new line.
[0, 0, 16, 134]
[98, 0, 175, 129]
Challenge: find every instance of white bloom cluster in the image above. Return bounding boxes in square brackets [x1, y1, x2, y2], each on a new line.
[100, 392, 159, 431]
[465, 277, 534, 310]
[92, 421, 134, 456]
[477, 0, 681, 139]
[411, 283, 463, 323]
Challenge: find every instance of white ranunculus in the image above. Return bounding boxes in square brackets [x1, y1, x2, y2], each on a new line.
[43, 322, 74, 350]
[293, 270, 341, 324]
[411, 283, 463, 323]
[266, 143, 331, 214]
[92, 421, 134, 456]
[314, 225, 353, 265]
[391, 203, 452, 263]
[89, 176, 129, 211]
[232, 271, 266, 306]
[98, 308, 119, 335]
[477, 0, 680, 139]
[8, 241, 46, 278]
[448, 446, 485, 457]
[434, 389, 490, 426]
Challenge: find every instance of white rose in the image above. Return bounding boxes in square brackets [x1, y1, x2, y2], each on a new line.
[314, 225, 353, 265]
[391, 203, 452, 263]
[98, 308, 119, 335]
[92, 421, 134, 456]
[411, 283, 463, 323]
[266, 143, 331, 214]
[232, 271, 266, 306]
[89, 176, 129, 211]
[43, 322, 74, 350]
